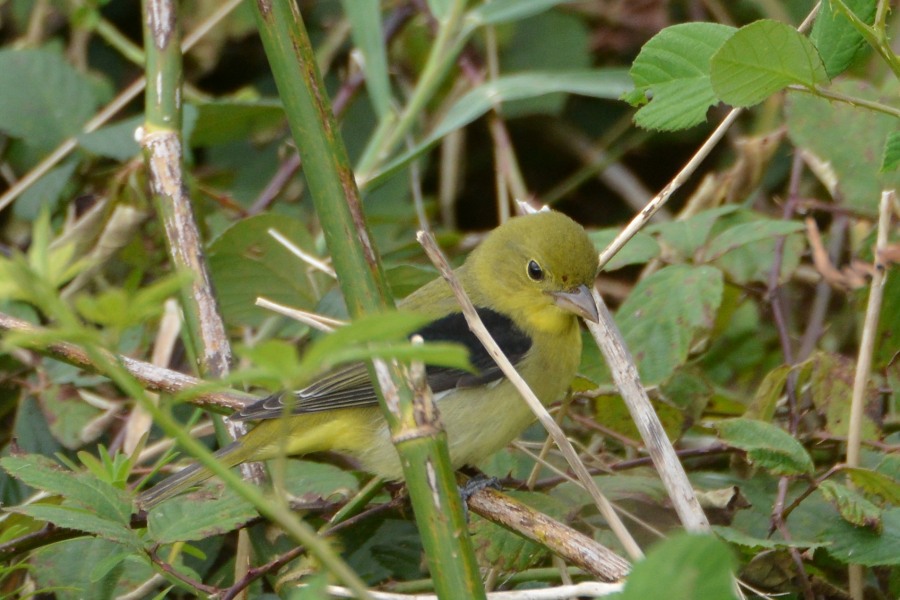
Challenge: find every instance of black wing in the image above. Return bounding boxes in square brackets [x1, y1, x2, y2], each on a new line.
[233, 308, 532, 421]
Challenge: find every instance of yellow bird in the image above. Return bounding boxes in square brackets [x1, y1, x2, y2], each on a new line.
[137, 211, 599, 510]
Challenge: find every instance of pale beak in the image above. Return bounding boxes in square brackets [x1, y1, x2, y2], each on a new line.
[551, 284, 599, 323]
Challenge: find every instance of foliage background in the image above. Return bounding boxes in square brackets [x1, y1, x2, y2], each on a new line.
[0, 0, 897, 599]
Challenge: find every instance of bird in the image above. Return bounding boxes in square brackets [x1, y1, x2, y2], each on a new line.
[136, 210, 599, 510]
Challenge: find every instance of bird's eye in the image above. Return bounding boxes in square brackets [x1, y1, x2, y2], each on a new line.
[526, 259, 544, 281]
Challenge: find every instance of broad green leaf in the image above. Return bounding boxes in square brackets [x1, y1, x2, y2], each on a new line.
[466, 0, 571, 27]
[281, 460, 359, 501]
[470, 492, 565, 572]
[614, 265, 723, 385]
[823, 507, 900, 566]
[207, 213, 325, 327]
[78, 116, 142, 160]
[341, 0, 392, 119]
[845, 467, 900, 504]
[712, 525, 826, 551]
[15, 159, 78, 221]
[627, 22, 736, 131]
[881, 130, 900, 172]
[366, 69, 632, 188]
[10, 504, 138, 547]
[0, 49, 100, 150]
[786, 79, 900, 214]
[809, 352, 879, 439]
[810, 0, 876, 77]
[649, 205, 740, 259]
[344, 519, 425, 583]
[704, 210, 805, 284]
[0, 454, 131, 524]
[744, 364, 792, 422]
[190, 100, 285, 147]
[589, 229, 660, 271]
[31, 537, 155, 600]
[819, 480, 882, 530]
[711, 20, 829, 107]
[716, 418, 814, 476]
[703, 220, 805, 261]
[147, 486, 257, 543]
[622, 533, 737, 600]
[426, 0, 451, 20]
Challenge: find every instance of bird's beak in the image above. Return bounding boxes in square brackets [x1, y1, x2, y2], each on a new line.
[551, 284, 599, 323]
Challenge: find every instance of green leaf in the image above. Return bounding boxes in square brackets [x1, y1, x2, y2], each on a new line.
[78, 116, 143, 160]
[622, 533, 737, 600]
[819, 480, 882, 530]
[147, 486, 257, 543]
[744, 364, 792, 421]
[0, 454, 131, 524]
[589, 229, 660, 271]
[712, 525, 826, 551]
[881, 131, 900, 172]
[367, 69, 632, 188]
[711, 20, 829, 107]
[614, 265, 723, 385]
[786, 79, 900, 215]
[627, 22, 736, 131]
[703, 219, 805, 261]
[467, 0, 571, 27]
[716, 418, 814, 476]
[190, 100, 285, 147]
[15, 159, 78, 221]
[810, 0, 877, 77]
[0, 49, 100, 150]
[823, 507, 900, 566]
[10, 504, 138, 547]
[844, 467, 900, 505]
[649, 205, 740, 259]
[281, 460, 360, 501]
[341, 0, 392, 119]
[207, 213, 325, 327]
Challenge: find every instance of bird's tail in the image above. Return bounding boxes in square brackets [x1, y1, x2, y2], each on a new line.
[135, 441, 242, 511]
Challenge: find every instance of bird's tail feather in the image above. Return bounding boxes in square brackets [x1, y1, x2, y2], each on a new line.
[136, 441, 241, 511]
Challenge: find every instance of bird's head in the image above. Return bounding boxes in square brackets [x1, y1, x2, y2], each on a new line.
[467, 211, 599, 335]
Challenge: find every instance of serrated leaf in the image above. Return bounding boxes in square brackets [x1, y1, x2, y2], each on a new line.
[627, 23, 736, 131]
[622, 533, 737, 600]
[810, 0, 877, 77]
[207, 213, 325, 326]
[147, 485, 257, 543]
[650, 205, 740, 259]
[819, 480, 882, 530]
[613, 265, 723, 385]
[704, 220, 805, 261]
[711, 20, 829, 107]
[590, 229, 660, 271]
[881, 131, 900, 172]
[10, 504, 138, 547]
[844, 467, 900, 505]
[0, 454, 131, 524]
[712, 525, 826, 551]
[0, 49, 100, 150]
[716, 418, 814, 476]
[786, 79, 900, 214]
[823, 507, 900, 566]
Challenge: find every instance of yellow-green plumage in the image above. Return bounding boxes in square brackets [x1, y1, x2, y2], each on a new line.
[136, 211, 599, 510]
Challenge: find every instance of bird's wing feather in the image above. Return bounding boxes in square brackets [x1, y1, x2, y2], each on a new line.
[233, 308, 532, 422]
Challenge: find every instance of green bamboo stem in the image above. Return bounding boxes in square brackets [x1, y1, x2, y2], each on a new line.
[251, 2, 486, 597]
